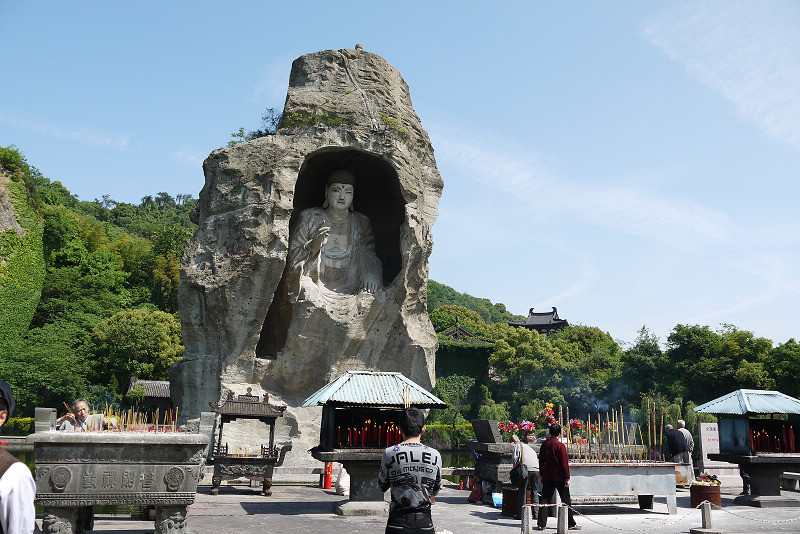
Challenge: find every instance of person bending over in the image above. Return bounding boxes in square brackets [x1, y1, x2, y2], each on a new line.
[378, 407, 442, 534]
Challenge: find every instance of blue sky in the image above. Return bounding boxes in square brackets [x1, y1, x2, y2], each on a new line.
[2, 1, 799, 347]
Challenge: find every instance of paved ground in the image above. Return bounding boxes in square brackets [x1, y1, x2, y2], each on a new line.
[44, 483, 800, 534]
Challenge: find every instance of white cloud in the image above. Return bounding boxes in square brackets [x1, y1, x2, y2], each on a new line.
[429, 123, 731, 249]
[170, 145, 207, 168]
[644, 0, 800, 148]
[251, 57, 293, 103]
[0, 114, 129, 150]
[534, 238, 597, 305]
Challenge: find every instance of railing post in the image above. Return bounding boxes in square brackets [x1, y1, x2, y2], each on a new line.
[520, 503, 531, 534]
[702, 501, 712, 529]
[557, 503, 568, 534]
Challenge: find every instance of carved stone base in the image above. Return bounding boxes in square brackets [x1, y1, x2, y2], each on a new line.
[155, 505, 188, 534]
[41, 506, 93, 534]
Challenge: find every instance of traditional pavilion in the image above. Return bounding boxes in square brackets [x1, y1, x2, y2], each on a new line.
[507, 307, 569, 334]
[127, 378, 172, 423]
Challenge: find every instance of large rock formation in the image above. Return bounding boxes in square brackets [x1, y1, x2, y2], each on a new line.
[172, 46, 443, 464]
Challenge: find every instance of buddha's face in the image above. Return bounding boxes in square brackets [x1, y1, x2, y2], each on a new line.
[326, 182, 354, 211]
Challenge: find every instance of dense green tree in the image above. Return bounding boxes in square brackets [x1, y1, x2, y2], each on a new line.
[477, 386, 511, 421]
[429, 375, 477, 427]
[666, 324, 774, 403]
[152, 253, 180, 313]
[620, 326, 664, 398]
[92, 307, 184, 391]
[767, 339, 800, 398]
[0, 323, 91, 415]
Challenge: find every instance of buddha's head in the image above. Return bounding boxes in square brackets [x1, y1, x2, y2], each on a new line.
[324, 170, 355, 212]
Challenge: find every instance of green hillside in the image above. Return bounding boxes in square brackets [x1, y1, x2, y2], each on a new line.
[0, 148, 45, 349]
[0, 146, 192, 414]
[427, 279, 523, 323]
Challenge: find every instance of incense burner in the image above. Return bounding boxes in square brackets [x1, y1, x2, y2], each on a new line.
[28, 409, 214, 534]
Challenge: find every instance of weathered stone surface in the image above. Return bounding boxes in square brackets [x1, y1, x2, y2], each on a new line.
[172, 47, 443, 465]
[0, 171, 26, 236]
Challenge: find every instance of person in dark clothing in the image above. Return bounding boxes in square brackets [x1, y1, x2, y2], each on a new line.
[740, 467, 751, 495]
[665, 424, 689, 462]
[536, 423, 580, 531]
[378, 407, 442, 534]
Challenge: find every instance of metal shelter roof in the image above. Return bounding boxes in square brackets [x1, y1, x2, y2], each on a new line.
[301, 371, 447, 409]
[694, 389, 800, 415]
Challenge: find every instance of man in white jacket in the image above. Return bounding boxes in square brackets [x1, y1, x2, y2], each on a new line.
[0, 380, 36, 534]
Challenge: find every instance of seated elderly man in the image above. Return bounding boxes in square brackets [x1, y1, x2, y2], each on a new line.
[56, 399, 113, 431]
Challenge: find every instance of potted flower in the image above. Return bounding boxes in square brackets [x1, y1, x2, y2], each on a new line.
[519, 420, 536, 442]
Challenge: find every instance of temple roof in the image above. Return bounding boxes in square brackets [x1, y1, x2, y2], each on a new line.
[694, 389, 800, 415]
[301, 371, 446, 409]
[128, 379, 170, 398]
[508, 307, 569, 330]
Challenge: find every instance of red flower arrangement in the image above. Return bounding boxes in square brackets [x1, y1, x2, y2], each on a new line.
[498, 420, 536, 441]
[535, 403, 556, 429]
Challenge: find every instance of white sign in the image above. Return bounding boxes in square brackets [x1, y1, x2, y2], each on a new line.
[698, 422, 727, 467]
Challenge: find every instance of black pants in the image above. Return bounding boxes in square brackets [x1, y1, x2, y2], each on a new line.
[518, 470, 540, 520]
[385, 509, 434, 534]
[537, 480, 576, 528]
